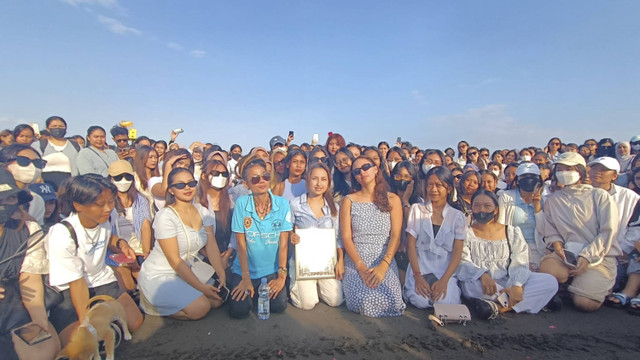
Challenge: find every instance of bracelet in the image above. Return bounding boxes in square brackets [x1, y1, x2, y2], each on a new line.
[278, 267, 288, 274]
[382, 259, 391, 266]
[413, 271, 423, 277]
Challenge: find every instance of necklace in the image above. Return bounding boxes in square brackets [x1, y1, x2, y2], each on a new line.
[255, 196, 271, 220]
[83, 226, 101, 255]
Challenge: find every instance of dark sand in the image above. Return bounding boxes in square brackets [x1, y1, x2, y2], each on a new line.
[118, 301, 639, 360]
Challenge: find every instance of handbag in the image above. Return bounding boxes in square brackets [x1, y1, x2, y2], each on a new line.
[431, 304, 471, 326]
[168, 207, 215, 283]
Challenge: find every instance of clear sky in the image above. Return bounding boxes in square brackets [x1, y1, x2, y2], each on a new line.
[1, 0, 638, 152]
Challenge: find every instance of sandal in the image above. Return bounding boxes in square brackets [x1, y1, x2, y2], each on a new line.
[466, 298, 499, 320]
[604, 292, 630, 309]
[628, 298, 640, 316]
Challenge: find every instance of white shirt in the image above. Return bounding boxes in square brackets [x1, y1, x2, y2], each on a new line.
[148, 176, 166, 210]
[608, 184, 640, 254]
[46, 213, 117, 291]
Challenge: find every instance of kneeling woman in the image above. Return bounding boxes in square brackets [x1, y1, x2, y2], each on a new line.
[457, 190, 557, 319]
[404, 166, 466, 308]
[228, 155, 292, 318]
[289, 163, 344, 310]
[47, 174, 143, 343]
[139, 168, 227, 320]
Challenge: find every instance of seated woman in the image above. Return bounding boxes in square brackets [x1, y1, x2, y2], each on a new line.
[498, 162, 546, 271]
[288, 163, 344, 310]
[539, 152, 620, 312]
[107, 160, 153, 292]
[47, 174, 143, 344]
[149, 149, 193, 211]
[458, 171, 481, 222]
[228, 155, 292, 318]
[340, 156, 405, 317]
[0, 169, 60, 360]
[139, 168, 226, 320]
[404, 166, 466, 309]
[458, 190, 558, 319]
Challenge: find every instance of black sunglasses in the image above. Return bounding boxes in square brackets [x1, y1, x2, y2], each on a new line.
[351, 163, 375, 176]
[210, 170, 229, 177]
[632, 141, 640, 146]
[310, 157, 329, 164]
[15, 156, 47, 169]
[170, 180, 197, 189]
[468, 151, 478, 156]
[250, 173, 271, 185]
[115, 138, 129, 143]
[113, 173, 134, 182]
[454, 174, 463, 179]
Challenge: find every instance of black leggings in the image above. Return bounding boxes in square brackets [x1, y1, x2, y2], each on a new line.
[227, 271, 287, 319]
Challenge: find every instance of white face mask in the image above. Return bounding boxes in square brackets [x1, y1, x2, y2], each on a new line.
[421, 163, 435, 175]
[521, 155, 531, 162]
[389, 161, 398, 171]
[209, 174, 227, 189]
[632, 144, 640, 151]
[8, 163, 41, 184]
[491, 170, 500, 178]
[556, 170, 580, 186]
[113, 179, 133, 193]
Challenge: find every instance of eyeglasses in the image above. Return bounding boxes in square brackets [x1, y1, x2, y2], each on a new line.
[170, 180, 197, 189]
[14, 156, 47, 169]
[351, 163, 375, 176]
[210, 170, 229, 177]
[113, 174, 134, 181]
[250, 173, 271, 185]
[310, 157, 329, 164]
[335, 158, 351, 166]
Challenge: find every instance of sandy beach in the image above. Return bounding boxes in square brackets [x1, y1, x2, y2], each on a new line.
[118, 300, 639, 360]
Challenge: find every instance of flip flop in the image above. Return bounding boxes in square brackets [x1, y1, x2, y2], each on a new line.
[604, 292, 629, 309]
[628, 298, 640, 316]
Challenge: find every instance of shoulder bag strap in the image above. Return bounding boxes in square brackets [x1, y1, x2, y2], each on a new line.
[87, 147, 110, 168]
[505, 225, 512, 270]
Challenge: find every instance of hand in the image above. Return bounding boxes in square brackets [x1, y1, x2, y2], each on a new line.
[220, 250, 232, 269]
[290, 232, 300, 245]
[480, 273, 497, 296]
[401, 181, 414, 204]
[231, 278, 254, 301]
[335, 258, 344, 281]
[429, 278, 448, 302]
[501, 286, 523, 307]
[413, 274, 431, 299]
[0, 285, 4, 300]
[216, 276, 226, 291]
[199, 283, 222, 301]
[117, 150, 129, 160]
[364, 264, 387, 289]
[267, 276, 286, 299]
[531, 187, 542, 212]
[553, 242, 567, 262]
[569, 257, 589, 276]
[170, 130, 179, 142]
[118, 241, 136, 259]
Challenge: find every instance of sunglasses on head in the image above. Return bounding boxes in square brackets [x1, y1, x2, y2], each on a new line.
[210, 170, 229, 177]
[15, 156, 47, 169]
[113, 173, 134, 182]
[351, 163, 375, 176]
[170, 180, 197, 189]
[250, 173, 271, 185]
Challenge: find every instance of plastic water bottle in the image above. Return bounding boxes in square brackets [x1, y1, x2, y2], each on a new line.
[258, 278, 270, 320]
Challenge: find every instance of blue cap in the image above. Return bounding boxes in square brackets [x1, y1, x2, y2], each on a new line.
[29, 183, 57, 202]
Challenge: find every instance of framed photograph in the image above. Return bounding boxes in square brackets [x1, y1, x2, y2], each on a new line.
[294, 228, 337, 280]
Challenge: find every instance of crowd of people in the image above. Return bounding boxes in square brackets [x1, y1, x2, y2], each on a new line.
[1, 116, 639, 359]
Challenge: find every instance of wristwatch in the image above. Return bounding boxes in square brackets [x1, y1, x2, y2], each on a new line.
[278, 267, 288, 275]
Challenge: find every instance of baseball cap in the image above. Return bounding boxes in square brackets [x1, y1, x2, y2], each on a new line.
[28, 183, 57, 202]
[269, 135, 286, 150]
[630, 135, 640, 143]
[516, 162, 541, 176]
[108, 160, 134, 177]
[555, 152, 586, 167]
[0, 169, 32, 204]
[588, 157, 621, 174]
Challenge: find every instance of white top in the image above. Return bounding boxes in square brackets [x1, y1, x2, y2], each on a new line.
[608, 184, 640, 254]
[148, 176, 166, 210]
[140, 204, 215, 278]
[20, 221, 48, 275]
[46, 213, 117, 291]
[28, 190, 45, 225]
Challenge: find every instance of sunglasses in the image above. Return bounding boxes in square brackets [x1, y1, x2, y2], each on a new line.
[170, 180, 197, 189]
[115, 138, 129, 143]
[210, 170, 229, 177]
[310, 157, 329, 164]
[351, 163, 375, 176]
[631, 141, 640, 146]
[113, 173, 134, 182]
[250, 173, 271, 185]
[468, 152, 478, 156]
[15, 156, 47, 169]
[454, 174, 463, 179]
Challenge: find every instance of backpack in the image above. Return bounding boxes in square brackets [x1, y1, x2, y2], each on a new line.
[39, 139, 81, 153]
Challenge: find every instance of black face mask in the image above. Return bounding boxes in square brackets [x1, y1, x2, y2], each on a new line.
[394, 180, 410, 192]
[518, 177, 541, 193]
[231, 153, 241, 161]
[0, 203, 19, 225]
[49, 128, 67, 139]
[473, 211, 495, 224]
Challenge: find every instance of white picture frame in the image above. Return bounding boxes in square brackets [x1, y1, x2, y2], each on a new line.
[294, 228, 337, 280]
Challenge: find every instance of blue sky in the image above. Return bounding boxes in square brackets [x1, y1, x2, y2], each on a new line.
[1, 0, 638, 152]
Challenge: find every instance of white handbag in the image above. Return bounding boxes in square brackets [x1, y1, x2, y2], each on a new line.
[169, 207, 215, 283]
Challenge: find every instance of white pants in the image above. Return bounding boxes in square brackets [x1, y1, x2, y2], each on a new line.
[460, 273, 558, 314]
[404, 275, 461, 309]
[290, 278, 343, 310]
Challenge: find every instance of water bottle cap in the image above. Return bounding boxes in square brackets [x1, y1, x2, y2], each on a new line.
[261, 278, 267, 284]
